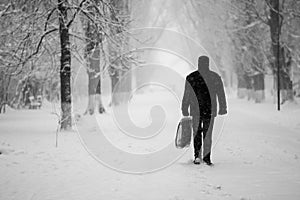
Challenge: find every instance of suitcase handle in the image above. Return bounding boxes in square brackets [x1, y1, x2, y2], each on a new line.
[175, 121, 182, 147]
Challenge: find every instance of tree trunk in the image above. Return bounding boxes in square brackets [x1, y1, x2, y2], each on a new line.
[253, 73, 265, 103]
[85, 46, 105, 114]
[237, 74, 248, 99]
[108, 0, 131, 106]
[58, 0, 72, 130]
[280, 47, 293, 102]
[269, 0, 282, 106]
[110, 69, 122, 106]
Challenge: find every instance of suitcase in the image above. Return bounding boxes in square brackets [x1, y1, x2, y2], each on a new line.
[175, 116, 193, 148]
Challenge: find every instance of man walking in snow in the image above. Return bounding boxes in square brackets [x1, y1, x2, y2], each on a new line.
[182, 56, 227, 165]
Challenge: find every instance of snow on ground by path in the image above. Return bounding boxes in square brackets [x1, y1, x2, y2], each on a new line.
[0, 93, 300, 200]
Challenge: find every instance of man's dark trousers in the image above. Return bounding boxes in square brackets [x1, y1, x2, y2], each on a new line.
[192, 115, 215, 161]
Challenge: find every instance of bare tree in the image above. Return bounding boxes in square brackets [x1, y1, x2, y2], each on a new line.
[0, 0, 129, 129]
[80, 0, 107, 115]
[108, 0, 132, 106]
[227, 0, 300, 103]
[57, 0, 72, 129]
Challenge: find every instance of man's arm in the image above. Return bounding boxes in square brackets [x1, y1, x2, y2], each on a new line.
[182, 78, 191, 116]
[216, 76, 227, 115]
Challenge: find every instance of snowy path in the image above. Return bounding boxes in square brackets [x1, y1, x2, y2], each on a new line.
[209, 99, 300, 199]
[0, 98, 300, 200]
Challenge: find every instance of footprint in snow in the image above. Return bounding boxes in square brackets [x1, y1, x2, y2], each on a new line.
[2, 142, 10, 146]
[213, 185, 222, 190]
[14, 150, 26, 155]
[0, 148, 15, 155]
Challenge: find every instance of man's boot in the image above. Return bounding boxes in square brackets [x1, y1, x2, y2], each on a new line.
[203, 153, 213, 166]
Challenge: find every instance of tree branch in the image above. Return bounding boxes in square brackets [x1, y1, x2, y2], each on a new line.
[67, 0, 88, 28]
[44, 7, 57, 31]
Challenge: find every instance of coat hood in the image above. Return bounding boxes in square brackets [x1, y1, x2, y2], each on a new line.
[198, 56, 210, 73]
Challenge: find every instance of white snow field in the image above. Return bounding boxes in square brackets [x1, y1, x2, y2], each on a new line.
[1, 93, 300, 200]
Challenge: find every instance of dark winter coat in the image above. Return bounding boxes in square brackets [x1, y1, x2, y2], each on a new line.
[182, 70, 227, 118]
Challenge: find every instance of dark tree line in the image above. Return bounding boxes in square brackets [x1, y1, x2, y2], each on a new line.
[228, 0, 300, 103]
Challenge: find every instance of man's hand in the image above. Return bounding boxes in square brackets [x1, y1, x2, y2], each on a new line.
[182, 112, 190, 117]
[218, 109, 227, 115]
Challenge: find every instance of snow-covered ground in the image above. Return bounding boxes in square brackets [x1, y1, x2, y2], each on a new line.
[1, 93, 300, 200]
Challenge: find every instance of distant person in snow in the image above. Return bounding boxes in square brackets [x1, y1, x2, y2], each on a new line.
[182, 56, 227, 165]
